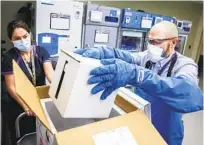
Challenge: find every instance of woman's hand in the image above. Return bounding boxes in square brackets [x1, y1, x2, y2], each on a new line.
[23, 106, 35, 116]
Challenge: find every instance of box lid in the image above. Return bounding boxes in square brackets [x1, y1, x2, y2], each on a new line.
[13, 60, 51, 132]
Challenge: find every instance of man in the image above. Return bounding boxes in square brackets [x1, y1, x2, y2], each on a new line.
[75, 21, 203, 145]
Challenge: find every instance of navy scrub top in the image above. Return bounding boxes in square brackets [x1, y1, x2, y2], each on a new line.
[2, 45, 51, 86]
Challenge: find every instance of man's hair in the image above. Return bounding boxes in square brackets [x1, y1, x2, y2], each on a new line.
[7, 20, 30, 39]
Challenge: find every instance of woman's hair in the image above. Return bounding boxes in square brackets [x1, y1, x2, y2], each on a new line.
[7, 20, 31, 40]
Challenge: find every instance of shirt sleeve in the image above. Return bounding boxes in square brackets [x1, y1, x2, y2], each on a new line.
[1, 54, 13, 75]
[173, 58, 199, 84]
[136, 58, 203, 113]
[37, 46, 51, 63]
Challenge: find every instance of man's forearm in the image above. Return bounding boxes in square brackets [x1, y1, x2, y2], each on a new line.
[137, 70, 203, 113]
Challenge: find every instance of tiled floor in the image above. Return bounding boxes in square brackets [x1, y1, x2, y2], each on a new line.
[182, 73, 203, 145]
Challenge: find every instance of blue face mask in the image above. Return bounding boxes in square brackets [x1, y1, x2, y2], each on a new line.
[12, 37, 31, 51]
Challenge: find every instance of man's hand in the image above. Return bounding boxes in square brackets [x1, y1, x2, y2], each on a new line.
[74, 46, 135, 63]
[88, 59, 144, 100]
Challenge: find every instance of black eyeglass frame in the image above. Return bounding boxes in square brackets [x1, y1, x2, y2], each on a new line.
[146, 37, 178, 45]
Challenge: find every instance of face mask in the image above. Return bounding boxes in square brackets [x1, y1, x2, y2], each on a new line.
[147, 43, 165, 63]
[12, 37, 31, 51]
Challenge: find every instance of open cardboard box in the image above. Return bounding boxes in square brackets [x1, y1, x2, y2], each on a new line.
[37, 98, 128, 144]
[13, 60, 166, 145]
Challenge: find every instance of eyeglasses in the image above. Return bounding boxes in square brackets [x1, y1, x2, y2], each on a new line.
[146, 37, 177, 45]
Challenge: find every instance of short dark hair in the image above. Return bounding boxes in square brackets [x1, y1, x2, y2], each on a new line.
[7, 20, 31, 40]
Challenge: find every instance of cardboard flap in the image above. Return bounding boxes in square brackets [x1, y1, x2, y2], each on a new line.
[115, 95, 138, 113]
[13, 60, 51, 132]
[56, 111, 166, 145]
[36, 85, 50, 99]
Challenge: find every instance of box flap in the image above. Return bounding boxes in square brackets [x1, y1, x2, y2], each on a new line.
[56, 111, 166, 145]
[36, 85, 50, 99]
[116, 88, 151, 120]
[115, 95, 138, 113]
[13, 60, 51, 132]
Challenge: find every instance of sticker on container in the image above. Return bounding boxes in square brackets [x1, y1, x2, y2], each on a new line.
[117, 10, 121, 16]
[42, 36, 51, 43]
[125, 12, 132, 16]
[92, 126, 138, 145]
[110, 10, 117, 17]
[94, 44, 107, 48]
[141, 17, 153, 29]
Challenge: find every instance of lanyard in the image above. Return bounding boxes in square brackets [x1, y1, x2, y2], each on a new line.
[145, 61, 155, 70]
[157, 52, 177, 76]
[22, 48, 36, 86]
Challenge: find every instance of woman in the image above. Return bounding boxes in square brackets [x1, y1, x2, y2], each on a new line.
[2, 20, 53, 145]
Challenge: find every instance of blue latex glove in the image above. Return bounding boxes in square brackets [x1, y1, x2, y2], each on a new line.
[88, 59, 144, 100]
[74, 46, 135, 63]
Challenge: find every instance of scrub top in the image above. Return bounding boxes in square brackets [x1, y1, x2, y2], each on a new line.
[2, 45, 51, 86]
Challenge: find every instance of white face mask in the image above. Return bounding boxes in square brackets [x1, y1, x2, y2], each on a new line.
[147, 43, 165, 63]
[12, 37, 31, 52]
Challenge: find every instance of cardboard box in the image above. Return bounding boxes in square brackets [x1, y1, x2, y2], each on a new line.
[37, 98, 127, 145]
[49, 49, 117, 118]
[116, 87, 151, 121]
[13, 60, 167, 145]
